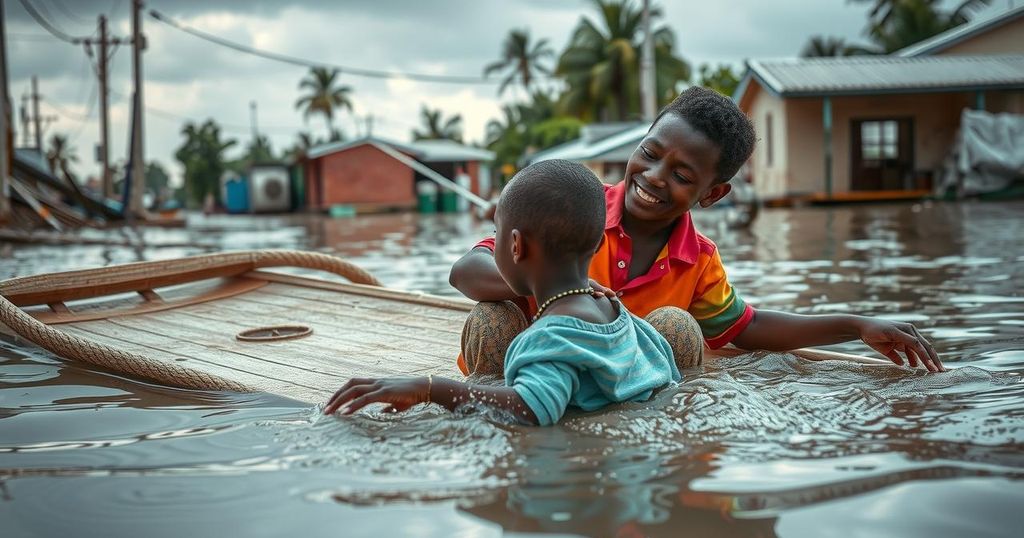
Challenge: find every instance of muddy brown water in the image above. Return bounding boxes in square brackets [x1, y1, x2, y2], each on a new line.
[2, 201, 1022, 537]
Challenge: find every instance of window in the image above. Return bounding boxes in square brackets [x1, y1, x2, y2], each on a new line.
[765, 113, 773, 167]
[860, 120, 898, 161]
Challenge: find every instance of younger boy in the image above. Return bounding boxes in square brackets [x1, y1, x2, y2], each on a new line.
[324, 160, 681, 425]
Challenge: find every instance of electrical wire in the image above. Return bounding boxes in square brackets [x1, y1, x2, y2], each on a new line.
[17, 0, 91, 43]
[149, 9, 544, 86]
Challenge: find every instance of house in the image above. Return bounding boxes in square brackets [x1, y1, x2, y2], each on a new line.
[304, 136, 494, 212]
[526, 122, 646, 183]
[734, 5, 1024, 202]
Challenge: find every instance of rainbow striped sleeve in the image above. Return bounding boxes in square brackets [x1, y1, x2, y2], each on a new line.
[688, 250, 755, 349]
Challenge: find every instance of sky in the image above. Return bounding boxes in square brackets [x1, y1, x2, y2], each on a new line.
[4, 0, 1014, 186]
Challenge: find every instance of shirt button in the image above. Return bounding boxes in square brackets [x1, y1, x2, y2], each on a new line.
[618, 233, 624, 238]
[659, 264, 665, 270]
[617, 260, 626, 269]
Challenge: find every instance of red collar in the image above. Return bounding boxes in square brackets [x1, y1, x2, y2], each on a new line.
[605, 181, 700, 265]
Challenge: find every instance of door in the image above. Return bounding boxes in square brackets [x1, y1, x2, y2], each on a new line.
[850, 118, 914, 191]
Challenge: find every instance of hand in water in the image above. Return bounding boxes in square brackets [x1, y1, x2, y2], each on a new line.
[858, 319, 945, 372]
[324, 377, 429, 415]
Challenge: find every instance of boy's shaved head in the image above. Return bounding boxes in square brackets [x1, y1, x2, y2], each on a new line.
[498, 159, 606, 259]
[656, 86, 756, 183]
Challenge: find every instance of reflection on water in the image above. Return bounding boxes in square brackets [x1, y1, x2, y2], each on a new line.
[2, 201, 1023, 537]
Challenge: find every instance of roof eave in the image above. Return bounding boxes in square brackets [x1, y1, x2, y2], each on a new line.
[779, 81, 1024, 98]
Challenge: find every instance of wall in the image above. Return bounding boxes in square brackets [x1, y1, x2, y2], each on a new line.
[936, 17, 1024, 55]
[783, 92, 968, 195]
[311, 144, 416, 209]
[744, 83, 790, 200]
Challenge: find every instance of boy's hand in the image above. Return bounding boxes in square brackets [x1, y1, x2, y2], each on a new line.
[324, 377, 429, 415]
[589, 279, 617, 300]
[857, 319, 945, 372]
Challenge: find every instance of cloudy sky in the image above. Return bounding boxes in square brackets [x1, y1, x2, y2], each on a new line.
[5, 0, 1013, 185]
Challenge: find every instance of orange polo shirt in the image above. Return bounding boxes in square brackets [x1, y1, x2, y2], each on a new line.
[462, 182, 754, 372]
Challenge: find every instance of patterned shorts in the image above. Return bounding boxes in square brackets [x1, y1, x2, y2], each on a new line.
[460, 302, 704, 377]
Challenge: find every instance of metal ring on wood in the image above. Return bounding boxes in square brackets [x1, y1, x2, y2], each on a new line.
[236, 325, 313, 342]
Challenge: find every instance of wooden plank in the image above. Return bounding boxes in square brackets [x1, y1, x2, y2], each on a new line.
[108, 307, 457, 376]
[60, 323, 314, 400]
[183, 297, 460, 358]
[258, 281, 469, 328]
[249, 271, 474, 313]
[31, 277, 267, 325]
[228, 286, 465, 340]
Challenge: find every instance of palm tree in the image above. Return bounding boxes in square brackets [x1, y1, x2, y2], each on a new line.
[556, 0, 690, 122]
[46, 134, 78, 177]
[865, 0, 991, 52]
[175, 120, 236, 206]
[800, 36, 876, 57]
[412, 106, 463, 142]
[850, 0, 989, 28]
[484, 29, 554, 97]
[295, 67, 354, 139]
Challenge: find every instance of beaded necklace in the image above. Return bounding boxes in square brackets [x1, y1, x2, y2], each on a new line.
[531, 287, 595, 322]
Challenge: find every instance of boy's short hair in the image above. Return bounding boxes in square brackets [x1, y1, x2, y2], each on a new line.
[499, 159, 606, 260]
[654, 86, 756, 183]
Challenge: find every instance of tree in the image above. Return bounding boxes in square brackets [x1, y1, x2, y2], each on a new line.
[698, 64, 741, 97]
[412, 106, 463, 142]
[556, 0, 690, 122]
[174, 120, 236, 207]
[144, 161, 170, 193]
[484, 29, 554, 96]
[848, 0, 990, 53]
[801, 36, 864, 57]
[295, 67, 354, 139]
[244, 135, 276, 164]
[45, 134, 77, 177]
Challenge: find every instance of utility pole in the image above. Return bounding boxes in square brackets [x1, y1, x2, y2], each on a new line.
[250, 100, 258, 140]
[128, 0, 145, 218]
[366, 114, 374, 137]
[97, 15, 112, 198]
[31, 75, 41, 150]
[0, 0, 11, 223]
[640, 0, 657, 122]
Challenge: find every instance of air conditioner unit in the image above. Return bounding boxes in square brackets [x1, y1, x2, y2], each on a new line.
[248, 165, 291, 213]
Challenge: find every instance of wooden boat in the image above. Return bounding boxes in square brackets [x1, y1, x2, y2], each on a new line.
[0, 250, 887, 405]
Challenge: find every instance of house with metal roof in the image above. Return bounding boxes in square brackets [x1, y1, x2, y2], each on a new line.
[734, 7, 1024, 202]
[525, 122, 648, 183]
[303, 136, 494, 213]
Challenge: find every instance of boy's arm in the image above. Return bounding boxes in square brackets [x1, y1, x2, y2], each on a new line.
[448, 247, 520, 302]
[730, 310, 944, 372]
[324, 376, 540, 425]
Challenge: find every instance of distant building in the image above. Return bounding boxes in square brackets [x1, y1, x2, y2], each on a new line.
[526, 122, 646, 183]
[304, 136, 494, 212]
[734, 5, 1024, 202]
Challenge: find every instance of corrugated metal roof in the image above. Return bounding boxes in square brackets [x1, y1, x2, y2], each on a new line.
[526, 123, 648, 165]
[307, 136, 493, 162]
[896, 5, 1024, 57]
[747, 54, 1024, 97]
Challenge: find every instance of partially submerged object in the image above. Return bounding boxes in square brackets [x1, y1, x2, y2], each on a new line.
[0, 251, 887, 404]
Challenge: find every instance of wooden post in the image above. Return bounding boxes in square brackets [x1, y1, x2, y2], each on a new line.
[98, 15, 112, 198]
[974, 90, 986, 111]
[0, 0, 10, 223]
[128, 0, 146, 219]
[823, 96, 833, 199]
[31, 75, 41, 151]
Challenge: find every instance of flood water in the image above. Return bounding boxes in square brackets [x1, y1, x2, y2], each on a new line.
[2, 201, 1023, 537]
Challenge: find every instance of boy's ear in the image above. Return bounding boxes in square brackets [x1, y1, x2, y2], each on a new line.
[698, 182, 732, 208]
[511, 229, 524, 263]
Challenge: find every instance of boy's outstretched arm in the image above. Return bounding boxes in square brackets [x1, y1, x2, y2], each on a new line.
[449, 247, 520, 302]
[324, 376, 540, 425]
[730, 310, 945, 372]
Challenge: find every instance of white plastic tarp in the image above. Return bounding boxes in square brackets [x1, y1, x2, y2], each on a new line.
[940, 109, 1024, 196]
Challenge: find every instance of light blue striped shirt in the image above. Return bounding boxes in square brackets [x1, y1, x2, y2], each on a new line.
[504, 303, 680, 426]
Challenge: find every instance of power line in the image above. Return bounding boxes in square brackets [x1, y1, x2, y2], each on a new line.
[17, 0, 91, 43]
[149, 9, 540, 85]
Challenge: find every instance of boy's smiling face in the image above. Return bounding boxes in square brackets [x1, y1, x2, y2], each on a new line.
[624, 112, 732, 223]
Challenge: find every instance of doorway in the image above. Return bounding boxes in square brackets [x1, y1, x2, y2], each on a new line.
[850, 118, 914, 191]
